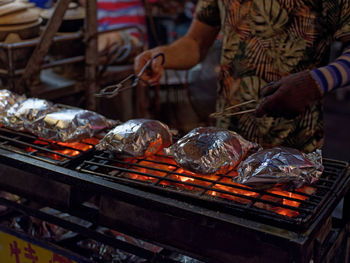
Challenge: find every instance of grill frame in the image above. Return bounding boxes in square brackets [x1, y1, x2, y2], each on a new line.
[0, 145, 349, 263]
[76, 152, 349, 231]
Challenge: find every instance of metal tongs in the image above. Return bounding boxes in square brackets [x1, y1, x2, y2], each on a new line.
[209, 99, 257, 118]
[95, 53, 165, 99]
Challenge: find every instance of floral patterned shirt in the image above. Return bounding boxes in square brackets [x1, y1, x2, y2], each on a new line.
[196, 0, 350, 152]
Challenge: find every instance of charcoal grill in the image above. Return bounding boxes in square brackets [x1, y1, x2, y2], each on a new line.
[0, 126, 97, 166]
[76, 152, 348, 231]
[0, 128, 349, 262]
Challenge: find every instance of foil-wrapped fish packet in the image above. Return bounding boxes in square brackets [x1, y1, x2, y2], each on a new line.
[96, 119, 173, 157]
[0, 89, 25, 111]
[164, 127, 259, 174]
[0, 89, 26, 121]
[235, 146, 324, 189]
[2, 98, 56, 131]
[32, 109, 114, 142]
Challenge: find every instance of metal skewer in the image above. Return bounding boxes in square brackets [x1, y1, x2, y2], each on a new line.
[209, 99, 257, 118]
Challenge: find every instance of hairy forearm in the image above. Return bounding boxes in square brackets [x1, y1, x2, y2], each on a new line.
[152, 37, 202, 69]
[149, 19, 219, 70]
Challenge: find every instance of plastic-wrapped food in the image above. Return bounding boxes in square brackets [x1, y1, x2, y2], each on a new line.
[164, 127, 259, 174]
[235, 146, 324, 189]
[32, 109, 114, 142]
[96, 119, 173, 157]
[2, 98, 56, 131]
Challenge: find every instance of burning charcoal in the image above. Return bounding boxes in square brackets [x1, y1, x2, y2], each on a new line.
[96, 119, 173, 157]
[2, 98, 57, 131]
[164, 127, 259, 174]
[32, 109, 115, 142]
[235, 146, 324, 189]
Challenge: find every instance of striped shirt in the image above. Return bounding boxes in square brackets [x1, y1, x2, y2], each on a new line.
[97, 0, 147, 39]
[311, 48, 350, 94]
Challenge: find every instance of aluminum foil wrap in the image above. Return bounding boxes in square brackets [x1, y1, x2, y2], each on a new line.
[96, 119, 173, 157]
[0, 89, 25, 111]
[32, 109, 114, 142]
[0, 89, 26, 122]
[164, 127, 259, 174]
[235, 146, 324, 189]
[2, 98, 56, 131]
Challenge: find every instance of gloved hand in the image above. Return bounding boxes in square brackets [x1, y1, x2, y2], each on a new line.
[255, 70, 322, 118]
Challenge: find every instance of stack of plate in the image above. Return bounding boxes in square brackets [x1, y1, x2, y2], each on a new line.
[0, 0, 42, 43]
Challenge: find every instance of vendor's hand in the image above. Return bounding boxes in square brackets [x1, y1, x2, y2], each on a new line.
[255, 70, 322, 118]
[134, 50, 165, 85]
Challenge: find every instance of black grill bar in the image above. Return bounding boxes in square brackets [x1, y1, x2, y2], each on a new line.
[81, 160, 314, 214]
[83, 155, 321, 204]
[93, 155, 322, 200]
[0, 196, 178, 263]
[76, 152, 349, 229]
[0, 127, 95, 166]
[84, 157, 320, 207]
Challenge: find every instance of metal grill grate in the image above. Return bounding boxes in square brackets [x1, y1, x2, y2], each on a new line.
[76, 152, 349, 230]
[0, 127, 98, 166]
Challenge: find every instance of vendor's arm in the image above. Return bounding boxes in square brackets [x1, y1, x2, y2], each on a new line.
[310, 45, 350, 94]
[134, 19, 219, 84]
[255, 44, 350, 118]
[256, 0, 350, 118]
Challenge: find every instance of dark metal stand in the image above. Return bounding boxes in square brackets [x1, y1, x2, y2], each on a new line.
[20, 0, 72, 95]
[0, 0, 98, 109]
[84, 0, 98, 111]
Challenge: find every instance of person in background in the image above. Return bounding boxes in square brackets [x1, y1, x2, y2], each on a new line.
[134, 0, 350, 152]
[80, 0, 147, 64]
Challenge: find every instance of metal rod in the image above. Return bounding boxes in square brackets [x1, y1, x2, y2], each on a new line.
[224, 108, 256, 116]
[20, 0, 72, 93]
[0, 32, 83, 49]
[0, 197, 177, 263]
[84, 0, 98, 110]
[87, 155, 320, 205]
[0, 134, 74, 159]
[222, 99, 256, 111]
[79, 160, 314, 213]
[210, 100, 256, 118]
[14, 56, 85, 76]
